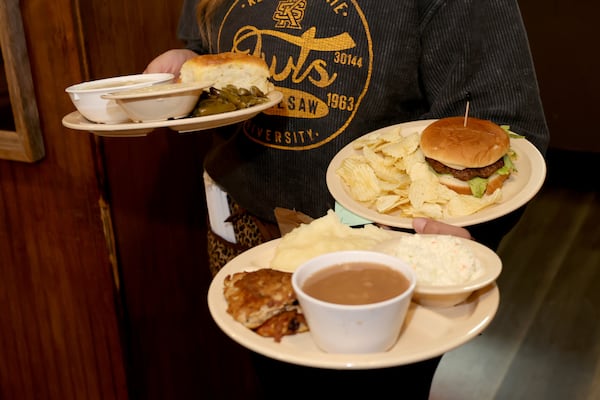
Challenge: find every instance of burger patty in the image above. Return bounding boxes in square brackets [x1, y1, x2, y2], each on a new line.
[425, 157, 505, 181]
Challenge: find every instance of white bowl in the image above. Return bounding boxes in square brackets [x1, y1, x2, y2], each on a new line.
[292, 250, 416, 354]
[102, 82, 208, 122]
[373, 234, 502, 308]
[65, 73, 174, 123]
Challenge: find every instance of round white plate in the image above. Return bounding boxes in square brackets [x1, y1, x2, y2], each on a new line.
[62, 90, 283, 137]
[207, 237, 500, 370]
[326, 119, 547, 228]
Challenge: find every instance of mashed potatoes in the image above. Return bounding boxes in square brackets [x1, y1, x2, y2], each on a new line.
[270, 210, 483, 286]
[376, 234, 483, 286]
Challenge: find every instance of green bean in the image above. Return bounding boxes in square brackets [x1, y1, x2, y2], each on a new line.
[191, 84, 270, 117]
[193, 99, 237, 116]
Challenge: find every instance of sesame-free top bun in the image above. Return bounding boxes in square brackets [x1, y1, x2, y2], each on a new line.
[420, 117, 510, 168]
[179, 52, 274, 94]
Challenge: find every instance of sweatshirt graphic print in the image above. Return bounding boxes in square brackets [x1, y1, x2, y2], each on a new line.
[216, 0, 376, 150]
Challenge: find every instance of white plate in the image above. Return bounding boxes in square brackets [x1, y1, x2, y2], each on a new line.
[61, 90, 283, 137]
[326, 119, 547, 228]
[207, 237, 500, 370]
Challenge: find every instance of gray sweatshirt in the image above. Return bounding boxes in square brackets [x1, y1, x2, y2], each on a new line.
[177, 0, 549, 246]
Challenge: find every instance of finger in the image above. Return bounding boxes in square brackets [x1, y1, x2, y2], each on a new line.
[412, 217, 472, 240]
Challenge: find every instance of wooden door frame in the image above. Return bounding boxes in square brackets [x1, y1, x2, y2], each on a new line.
[0, 0, 44, 162]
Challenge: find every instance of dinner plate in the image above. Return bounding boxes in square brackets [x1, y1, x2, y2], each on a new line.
[326, 119, 547, 228]
[207, 237, 500, 370]
[61, 90, 283, 137]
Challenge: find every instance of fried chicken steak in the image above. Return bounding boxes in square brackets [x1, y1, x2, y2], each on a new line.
[223, 268, 308, 342]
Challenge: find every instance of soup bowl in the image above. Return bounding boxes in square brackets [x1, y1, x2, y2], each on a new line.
[65, 73, 174, 123]
[291, 250, 416, 354]
[102, 82, 208, 122]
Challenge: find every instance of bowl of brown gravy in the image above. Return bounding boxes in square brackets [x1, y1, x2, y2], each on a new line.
[291, 250, 416, 354]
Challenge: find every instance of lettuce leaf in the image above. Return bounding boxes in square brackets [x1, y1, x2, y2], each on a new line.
[468, 177, 488, 198]
[467, 154, 514, 198]
[501, 124, 525, 139]
[497, 154, 514, 175]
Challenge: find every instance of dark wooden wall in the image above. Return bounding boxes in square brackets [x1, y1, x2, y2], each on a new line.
[0, 0, 128, 398]
[0, 0, 194, 399]
[520, 2, 600, 152]
[0, 1, 598, 400]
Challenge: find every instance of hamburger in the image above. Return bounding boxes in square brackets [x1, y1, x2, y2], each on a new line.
[179, 52, 273, 94]
[420, 116, 514, 198]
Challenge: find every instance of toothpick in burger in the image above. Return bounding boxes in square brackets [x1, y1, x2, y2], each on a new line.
[420, 117, 515, 198]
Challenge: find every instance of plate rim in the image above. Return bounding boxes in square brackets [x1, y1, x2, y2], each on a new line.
[61, 90, 283, 135]
[207, 236, 500, 370]
[326, 119, 547, 228]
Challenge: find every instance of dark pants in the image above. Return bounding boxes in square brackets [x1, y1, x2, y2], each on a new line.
[252, 352, 442, 399]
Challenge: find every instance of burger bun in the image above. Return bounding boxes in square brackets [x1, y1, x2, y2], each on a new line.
[420, 117, 510, 168]
[438, 172, 510, 196]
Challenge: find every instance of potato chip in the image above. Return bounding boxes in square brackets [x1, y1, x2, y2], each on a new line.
[363, 146, 397, 177]
[378, 126, 404, 143]
[337, 160, 381, 202]
[379, 131, 416, 158]
[400, 202, 443, 219]
[391, 157, 406, 172]
[446, 190, 502, 216]
[413, 203, 444, 219]
[392, 174, 412, 189]
[407, 160, 436, 182]
[380, 179, 408, 192]
[392, 187, 410, 197]
[435, 184, 460, 202]
[408, 179, 440, 208]
[375, 194, 407, 213]
[351, 135, 374, 150]
[270, 210, 394, 272]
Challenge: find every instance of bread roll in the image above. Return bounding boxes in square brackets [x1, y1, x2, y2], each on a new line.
[179, 52, 274, 94]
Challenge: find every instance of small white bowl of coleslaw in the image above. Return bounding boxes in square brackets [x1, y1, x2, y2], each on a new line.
[373, 233, 502, 307]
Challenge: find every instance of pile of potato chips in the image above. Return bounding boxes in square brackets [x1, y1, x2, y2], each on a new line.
[335, 125, 502, 219]
[270, 210, 393, 272]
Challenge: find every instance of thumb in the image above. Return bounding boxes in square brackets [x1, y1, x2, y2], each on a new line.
[412, 217, 472, 240]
